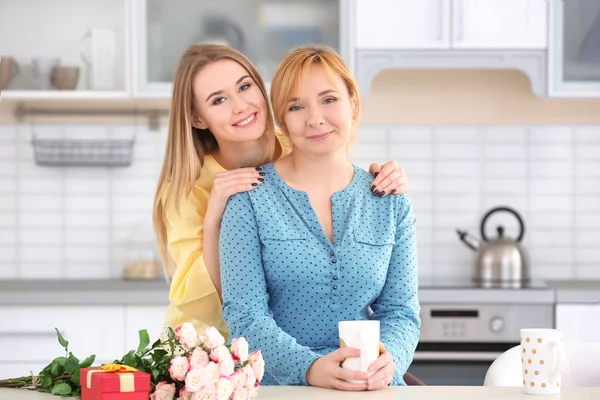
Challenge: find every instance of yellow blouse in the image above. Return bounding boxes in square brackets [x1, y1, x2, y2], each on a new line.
[163, 132, 292, 339]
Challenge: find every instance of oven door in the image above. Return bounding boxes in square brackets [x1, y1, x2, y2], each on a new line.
[407, 342, 519, 386]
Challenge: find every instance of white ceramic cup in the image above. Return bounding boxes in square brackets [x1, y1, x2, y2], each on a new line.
[338, 320, 380, 383]
[520, 328, 568, 395]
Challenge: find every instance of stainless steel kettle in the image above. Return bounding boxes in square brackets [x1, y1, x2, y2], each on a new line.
[457, 206, 529, 288]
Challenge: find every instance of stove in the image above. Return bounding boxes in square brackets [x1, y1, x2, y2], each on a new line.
[407, 277, 555, 386]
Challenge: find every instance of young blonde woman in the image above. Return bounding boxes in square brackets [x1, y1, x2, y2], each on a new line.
[219, 45, 420, 390]
[152, 44, 409, 340]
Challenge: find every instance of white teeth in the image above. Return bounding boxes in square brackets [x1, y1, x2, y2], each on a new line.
[236, 113, 255, 126]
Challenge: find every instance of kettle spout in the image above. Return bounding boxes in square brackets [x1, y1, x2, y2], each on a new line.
[456, 229, 480, 251]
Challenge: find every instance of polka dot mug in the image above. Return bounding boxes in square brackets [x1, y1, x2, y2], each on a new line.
[520, 329, 568, 395]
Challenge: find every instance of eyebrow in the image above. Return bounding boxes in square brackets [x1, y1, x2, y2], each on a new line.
[205, 75, 251, 102]
[288, 89, 338, 103]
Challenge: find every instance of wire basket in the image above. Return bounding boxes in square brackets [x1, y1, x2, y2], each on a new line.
[32, 136, 135, 167]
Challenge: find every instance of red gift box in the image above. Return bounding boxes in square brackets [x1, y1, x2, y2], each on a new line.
[81, 367, 151, 400]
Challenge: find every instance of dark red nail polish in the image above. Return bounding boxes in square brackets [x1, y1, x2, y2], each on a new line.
[391, 189, 397, 194]
[252, 183, 258, 186]
[257, 178, 264, 182]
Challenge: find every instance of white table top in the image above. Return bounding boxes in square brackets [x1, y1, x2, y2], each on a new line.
[1, 386, 599, 400]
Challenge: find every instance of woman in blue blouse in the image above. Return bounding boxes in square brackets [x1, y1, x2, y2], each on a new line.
[219, 45, 420, 391]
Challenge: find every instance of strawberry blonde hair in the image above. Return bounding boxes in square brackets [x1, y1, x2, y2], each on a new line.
[153, 44, 275, 278]
[269, 45, 361, 147]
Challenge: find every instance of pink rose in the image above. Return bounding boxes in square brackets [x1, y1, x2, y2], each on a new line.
[216, 377, 234, 400]
[190, 347, 210, 368]
[191, 385, 217, 400]
[177, 322, 200, 349]
[218, 356, 235, 377]
[169, 356, 189, 381]
[185, 362, 219, 393]
[242, 365, 257, 389]
[248, 350, 265, 382]
[151, 381, 176, 400]
[210, 345, 231, 363]
[204, 327, 225, 349]
[229, 370, 248, 389]
[179, 388, 193, 400]
[230, 337, 249, 362]
[231, 387, 250, 400]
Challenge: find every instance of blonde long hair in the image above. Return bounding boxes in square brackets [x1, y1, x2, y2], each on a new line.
[153, 44, 275, 278]
[270, 45, 361, 145]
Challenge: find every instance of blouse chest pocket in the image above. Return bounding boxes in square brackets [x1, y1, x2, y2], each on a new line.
[260, 229, 310, 285]
[348, 230, 395, 278]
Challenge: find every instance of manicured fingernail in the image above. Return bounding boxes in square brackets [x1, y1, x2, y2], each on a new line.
[252, 183, 258, 186]
[391, 189, 397, 194]
[371, 185, 376, 192]
[255, 167, 262, 171]
[379, 191, 385, 196]
[373, 190, 380, 196]
[373, 172, 379, 178]
[259, 172, 266, 176]
[257, 178, 264, 182]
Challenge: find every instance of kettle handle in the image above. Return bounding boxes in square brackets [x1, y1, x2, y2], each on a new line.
[480, 206, 525, 242]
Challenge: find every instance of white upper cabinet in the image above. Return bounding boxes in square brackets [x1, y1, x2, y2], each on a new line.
[452, 0, 548, 49]
[549, 0, 600, 97]
[354, 0, 547, 50]
[356, 0, 451, 49]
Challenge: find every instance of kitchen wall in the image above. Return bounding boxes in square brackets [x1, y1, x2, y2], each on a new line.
[1, 70, 599, 281]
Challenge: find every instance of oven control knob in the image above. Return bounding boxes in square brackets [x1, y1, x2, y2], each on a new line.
[490, 317, 505, 333]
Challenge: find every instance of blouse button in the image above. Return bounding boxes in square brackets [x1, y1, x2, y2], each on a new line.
[332, 259, 337, 264]
[330, 252, 335, 256]
[333, 285, 338, 290]
[333, 275, 339, 280]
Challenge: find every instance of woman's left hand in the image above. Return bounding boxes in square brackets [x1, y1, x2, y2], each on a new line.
[366, 342, 395, 390]
[369, 161, 408, 197]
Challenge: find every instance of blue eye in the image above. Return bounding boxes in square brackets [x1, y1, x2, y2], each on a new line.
[213, 97, 226, 105]
[240, 83, 251, 92]
[323, 97, 337, 104]
[288, 104, 303, 112]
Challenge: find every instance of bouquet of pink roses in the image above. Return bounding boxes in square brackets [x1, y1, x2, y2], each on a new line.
[0, 322, 264, 400]
[155, 322, 264, 400]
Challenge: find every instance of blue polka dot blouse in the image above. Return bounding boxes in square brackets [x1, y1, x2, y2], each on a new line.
[220, 163, 420, 386]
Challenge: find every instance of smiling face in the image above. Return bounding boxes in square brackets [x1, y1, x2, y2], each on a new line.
[283, 63, 357, 157]
[191, 59, 268, 145]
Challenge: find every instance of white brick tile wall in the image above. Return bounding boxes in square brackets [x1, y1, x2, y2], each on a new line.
[0, 123, 598, 281]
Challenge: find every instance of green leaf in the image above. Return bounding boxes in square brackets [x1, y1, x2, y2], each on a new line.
[54, 357, 67, 367]
[51, 382, 72, 396]
[151, 369, 160, 380]
[65, 353, 80, 375]
[72, 369, 81, 386]
[41, 376, 52, 388]
[55, 328, 69, 349]
[50, 362, 64, 377]
[151, 349, 168, 362]
[151, 338, 162, 349]
[122, 350, 137, 367]
[79, 355, 96, 368]
[167, 327, 175, 338]
[136, 329, 150, 354]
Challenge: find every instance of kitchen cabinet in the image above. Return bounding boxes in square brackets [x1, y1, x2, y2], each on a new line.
[548, 0, 600, 97]
[355, 0, 547, 50]
[355, 0, 451, 49]
[555, 304, 600, 341]
[0, 0, 130, 101]
[131, 0, 345, 98]
[0, 306, 125, 378]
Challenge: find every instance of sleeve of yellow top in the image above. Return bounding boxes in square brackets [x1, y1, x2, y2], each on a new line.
[164, 184, 223, 330]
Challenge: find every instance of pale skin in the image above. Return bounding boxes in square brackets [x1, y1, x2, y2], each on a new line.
[275, 63, 395, 390]
[190, 60, 409, 298]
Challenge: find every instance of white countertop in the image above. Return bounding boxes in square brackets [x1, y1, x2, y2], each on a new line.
[1, 386, 599, 400]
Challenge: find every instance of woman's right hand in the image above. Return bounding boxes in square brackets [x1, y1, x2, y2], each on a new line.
[206, 167, 264, 222]
[306, 348, 369, 391]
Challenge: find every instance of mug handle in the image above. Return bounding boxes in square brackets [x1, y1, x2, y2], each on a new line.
[550, 340, 569, 382]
